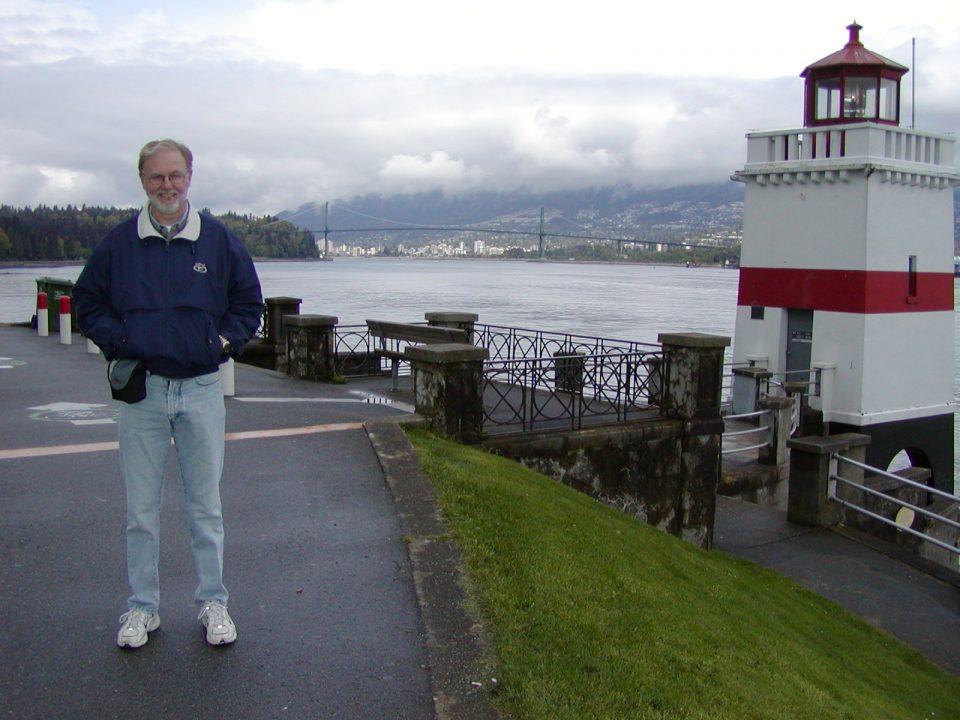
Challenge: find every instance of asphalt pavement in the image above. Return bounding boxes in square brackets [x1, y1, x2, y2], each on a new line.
[1, 323, 957, 720]
[0, 325, 448, 720]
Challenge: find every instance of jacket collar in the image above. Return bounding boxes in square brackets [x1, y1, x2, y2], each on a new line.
[137, 204, 201, 241]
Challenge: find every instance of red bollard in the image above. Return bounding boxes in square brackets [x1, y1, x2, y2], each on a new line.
[59, 295, 72, 345]
[37, 292, 49, 337]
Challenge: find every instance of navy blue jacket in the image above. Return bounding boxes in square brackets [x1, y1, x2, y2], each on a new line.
[74, 207, 263, 379]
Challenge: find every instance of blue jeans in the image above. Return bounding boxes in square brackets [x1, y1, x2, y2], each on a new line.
[118, 371, 227, 613]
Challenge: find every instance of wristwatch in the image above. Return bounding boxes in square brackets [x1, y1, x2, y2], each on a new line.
[219, 334, 232, 356]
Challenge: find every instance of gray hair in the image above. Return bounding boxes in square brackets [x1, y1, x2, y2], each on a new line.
[138, 139, 193, 173]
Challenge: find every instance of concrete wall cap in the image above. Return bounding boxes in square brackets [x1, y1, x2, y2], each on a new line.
[758, 396, 793, 409]
[265, 296, 303, 305]
[827, 432, 872, 448]
[405, 343, 488, 363]
[424, 312, 479, 323]
[282, 314, 339, 327]
[658, 332, 731, 348]
[733, 366, 773, 379]
[787, 436, 855, 454]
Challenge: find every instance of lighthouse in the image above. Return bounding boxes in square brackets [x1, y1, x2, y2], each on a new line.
[731, 23, 959, 492]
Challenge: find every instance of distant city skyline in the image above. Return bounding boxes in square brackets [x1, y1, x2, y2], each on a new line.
[2, 0, 958, 214]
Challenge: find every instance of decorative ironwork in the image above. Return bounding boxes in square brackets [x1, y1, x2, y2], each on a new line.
[332, 320, 665, 434]
[253, 303, 268, 340]
[475, 324, 658, 363]
[334, 324, 378, 376]
[483, 349, 663, 434]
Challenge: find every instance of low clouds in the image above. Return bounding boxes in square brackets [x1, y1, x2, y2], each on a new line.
[0, 57, 794, 213]
[0, 1, 956, 214]
[378, 151, 483, 193]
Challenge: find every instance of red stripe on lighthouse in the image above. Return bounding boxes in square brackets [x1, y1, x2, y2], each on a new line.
[738, 268, 954, 313]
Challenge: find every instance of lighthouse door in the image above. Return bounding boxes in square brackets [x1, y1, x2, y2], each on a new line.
[786, 309, 813, 382]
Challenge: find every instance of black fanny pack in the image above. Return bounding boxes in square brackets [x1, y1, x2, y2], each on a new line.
[108, 359, 147, 404]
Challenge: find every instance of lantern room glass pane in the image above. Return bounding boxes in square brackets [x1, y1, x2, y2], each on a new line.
[815, 78, 841, 120]
[844, 77, 877, 119]
[879, 77, 898, 120]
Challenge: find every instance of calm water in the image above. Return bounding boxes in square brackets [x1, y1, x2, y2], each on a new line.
[2, 258, 958, 486]
[0, 258, 740, 341]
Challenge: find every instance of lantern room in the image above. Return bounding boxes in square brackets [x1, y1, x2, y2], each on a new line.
[801, 22, 908, 127]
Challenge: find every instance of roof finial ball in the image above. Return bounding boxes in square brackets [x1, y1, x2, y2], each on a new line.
[801, 22, 908, 127]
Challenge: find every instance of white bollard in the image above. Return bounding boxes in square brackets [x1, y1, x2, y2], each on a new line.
[58, 295, 72, 345]
[220, 357, 235, 397]
[37, 292, 49, 337]
[86, 337, 99, 354]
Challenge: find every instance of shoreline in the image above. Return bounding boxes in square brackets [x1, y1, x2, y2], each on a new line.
[1, 256, 737, 270]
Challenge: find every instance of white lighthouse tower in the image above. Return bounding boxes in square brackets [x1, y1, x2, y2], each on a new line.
[732, 23, 959, 492]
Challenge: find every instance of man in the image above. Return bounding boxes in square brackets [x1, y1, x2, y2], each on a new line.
[73, 139, 263, 649]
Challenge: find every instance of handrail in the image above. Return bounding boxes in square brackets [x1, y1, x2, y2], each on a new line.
[724, 409, 767, 421]
[830, 454, 960, 557]
[829, 490, 960, 556]
[721, 409, 772, 455]
[837, 455, 960, 506]
[832, 474, 960, 533]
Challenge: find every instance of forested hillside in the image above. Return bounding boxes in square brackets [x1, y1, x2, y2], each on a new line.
[0, 205, 319, 261]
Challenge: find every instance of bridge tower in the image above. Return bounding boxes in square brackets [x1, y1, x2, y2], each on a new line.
[731, 22, 959, 491]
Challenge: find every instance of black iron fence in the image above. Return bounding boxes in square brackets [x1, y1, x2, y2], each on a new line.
[475, 324, 658, 362]
[331, 321, 664, 433]
[483, 349, 662, 434]
[334, 323, 381, 376]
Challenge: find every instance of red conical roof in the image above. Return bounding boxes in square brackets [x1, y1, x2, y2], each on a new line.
[801, 22, 908, 77]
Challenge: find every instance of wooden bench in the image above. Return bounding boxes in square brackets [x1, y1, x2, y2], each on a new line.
[365, 319, 469, 390]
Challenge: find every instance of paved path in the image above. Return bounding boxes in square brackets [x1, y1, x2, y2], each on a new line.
[2, 324, 957, 720]
[0, 326, 436, 720]
[715, 495, 960, 675]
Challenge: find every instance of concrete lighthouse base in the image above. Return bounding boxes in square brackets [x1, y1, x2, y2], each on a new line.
[829, 413, 955, 494]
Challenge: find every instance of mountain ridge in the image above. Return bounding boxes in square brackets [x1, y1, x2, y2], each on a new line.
[280, 183, 746, 247]
[280, 183, 960, 251]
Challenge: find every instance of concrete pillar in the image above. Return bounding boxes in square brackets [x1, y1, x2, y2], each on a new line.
[283, 314, 339, 382]
[811, 362, 835, 422]
[786, 433, 870, 526]
[783, 380, 808, 435]
[265, 296, 303, 345]
[266, 296, 302, 372]
[406, 343, 489, 444]
[731, 366, 772, 414]
[758, 395, 793, 466]
[658, 333, 731, 421]
[425, 312, 479, 344]
[658, 332, 731, 549]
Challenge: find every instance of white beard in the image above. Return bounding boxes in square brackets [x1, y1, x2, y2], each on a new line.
[148, 192, 185, 218]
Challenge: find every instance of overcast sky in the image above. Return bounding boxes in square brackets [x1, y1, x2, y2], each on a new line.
[2, 0, 958, 215]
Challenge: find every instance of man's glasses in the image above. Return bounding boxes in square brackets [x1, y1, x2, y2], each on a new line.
[142, 171, 189, 187]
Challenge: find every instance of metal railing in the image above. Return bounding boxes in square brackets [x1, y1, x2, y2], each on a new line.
[334, 323, 380, 376]
[762, 368, 821, 398]
[721, 409, 772, 455]
[830, 455, 960, 557]
[334, 321, 663, 380]
[333, 320, 665, 433]
[475, 323, 659, 362]
[483, 349, 662, 433]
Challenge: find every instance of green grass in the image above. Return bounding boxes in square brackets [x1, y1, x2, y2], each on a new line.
[406, 427, 960, 720]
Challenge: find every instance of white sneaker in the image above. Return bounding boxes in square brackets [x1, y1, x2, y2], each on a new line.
[117, 609, 160, 649]
[198, 601, 237, 646]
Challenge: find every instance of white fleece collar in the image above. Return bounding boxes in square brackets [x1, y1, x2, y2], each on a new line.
[137, 204, 201, 241]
